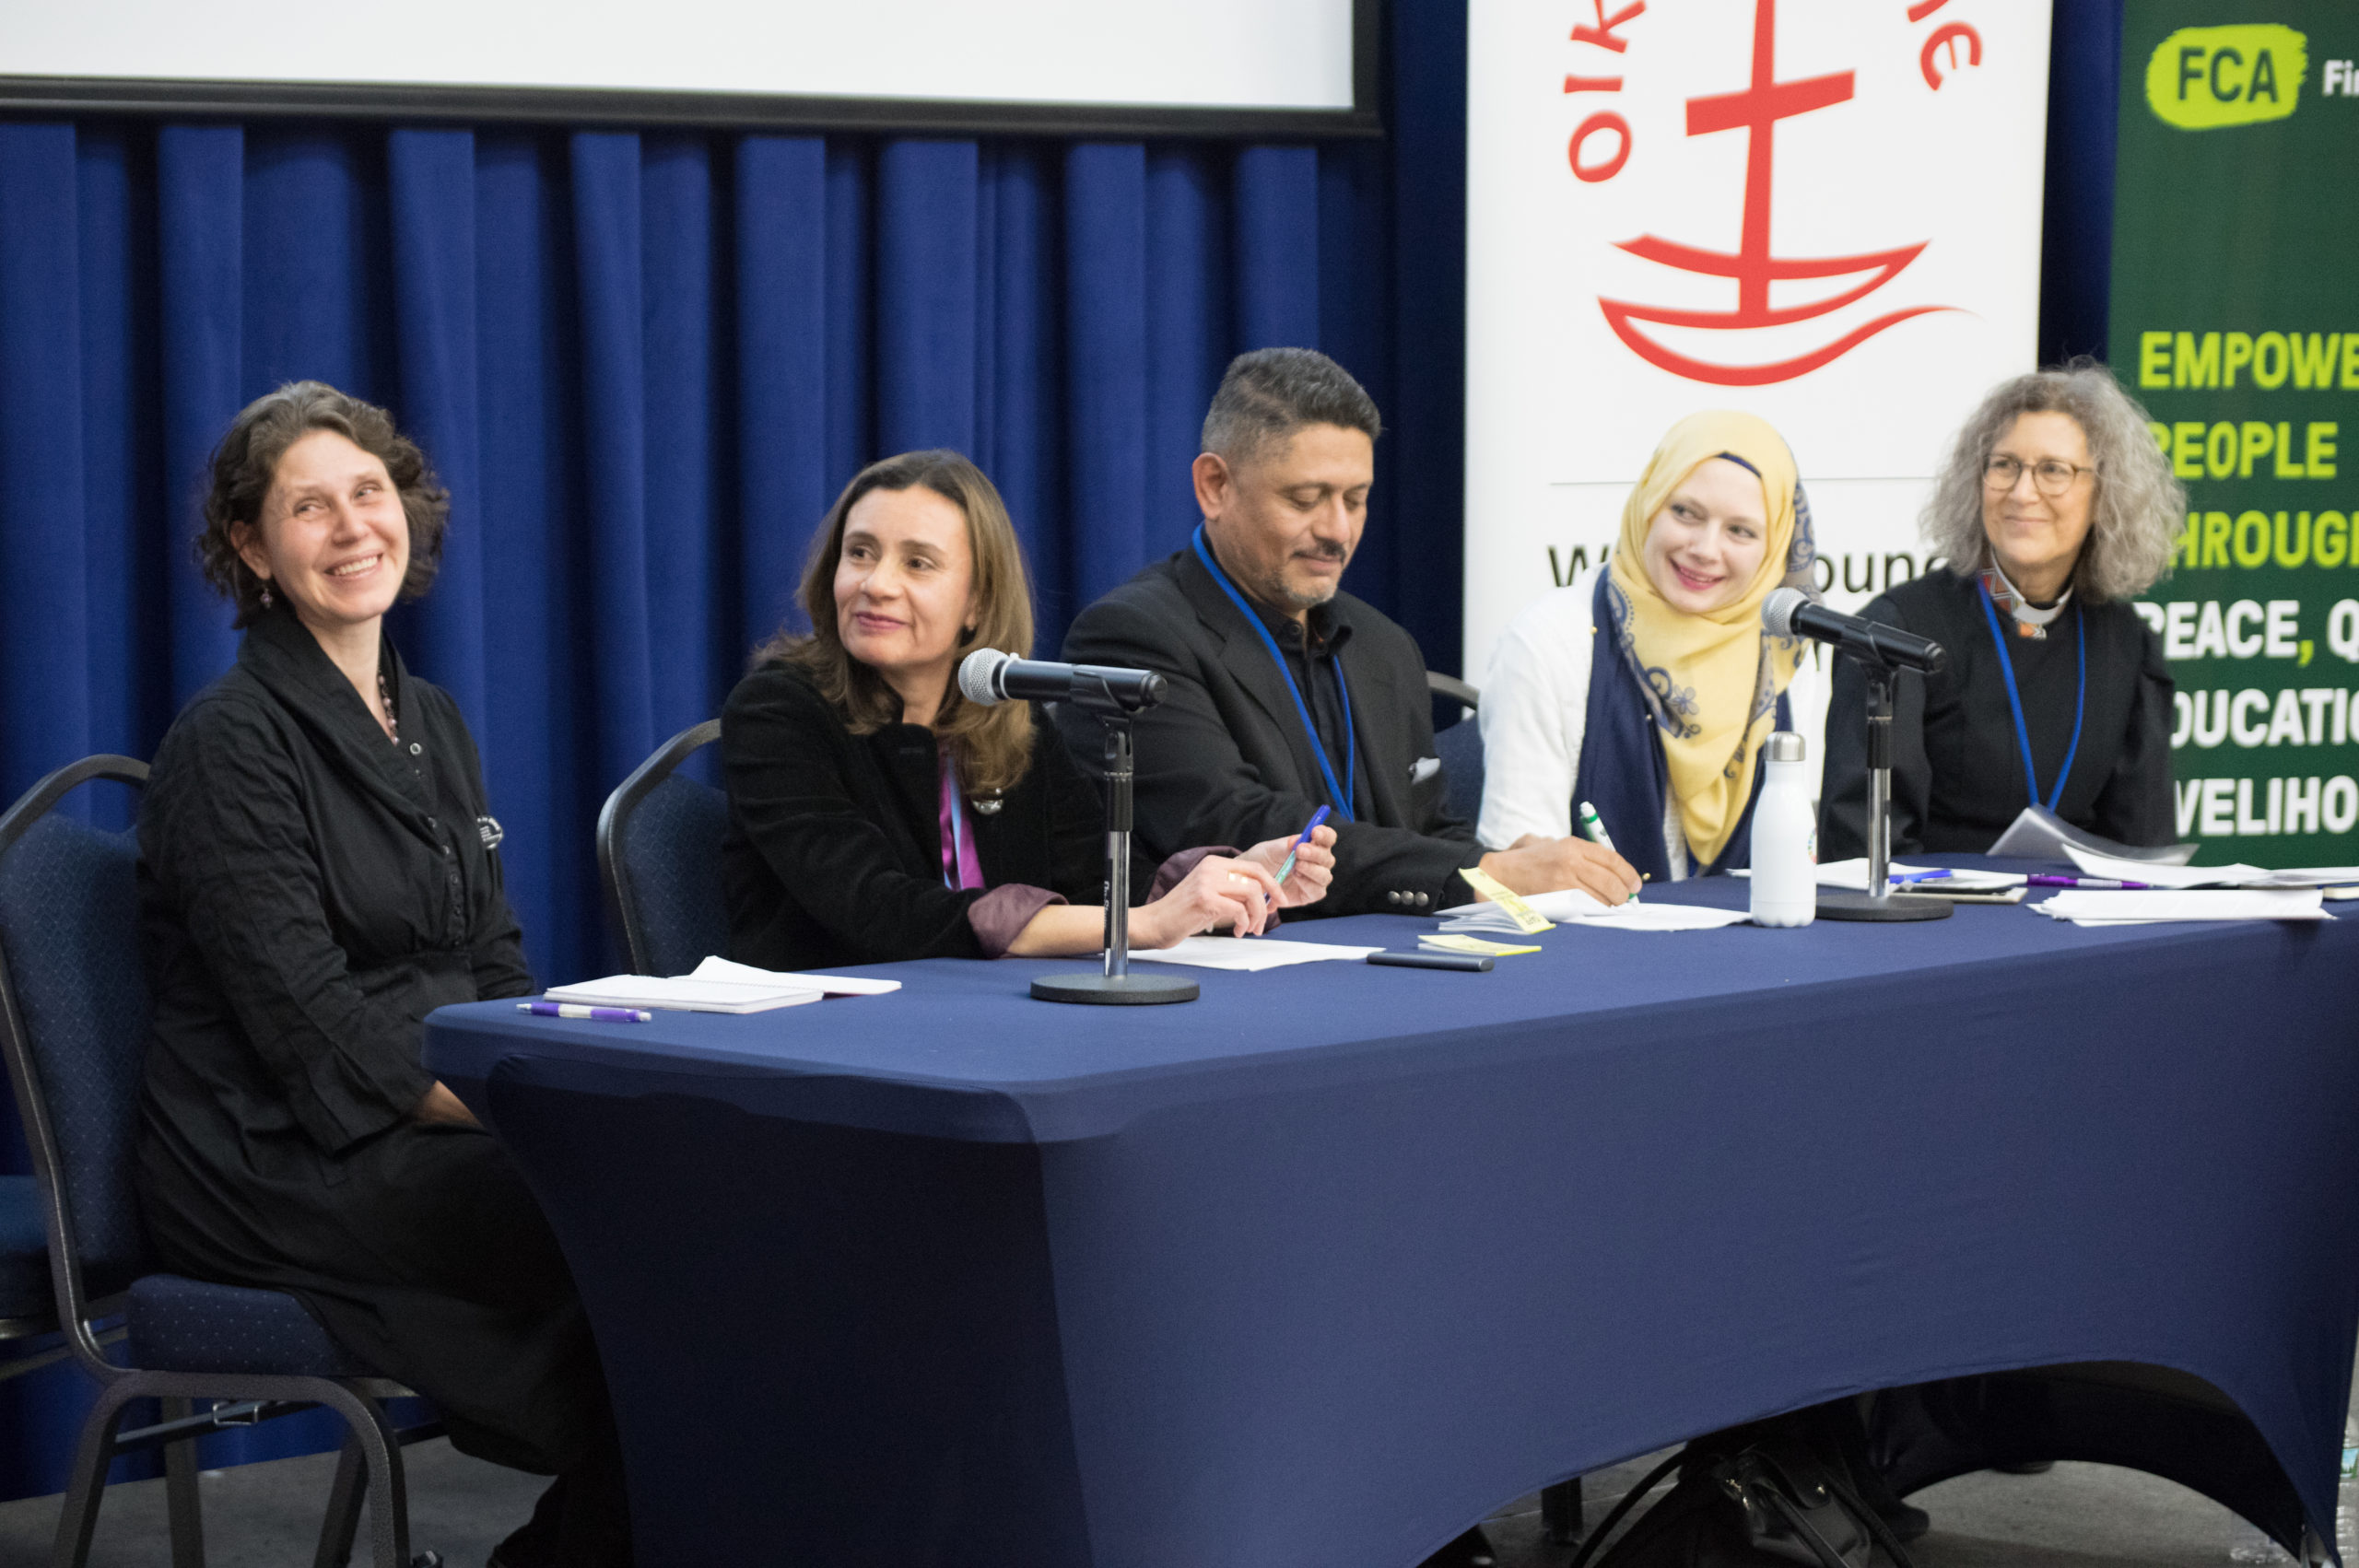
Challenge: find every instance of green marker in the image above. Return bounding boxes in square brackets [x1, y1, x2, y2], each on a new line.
[1577, 800, 1637, 904]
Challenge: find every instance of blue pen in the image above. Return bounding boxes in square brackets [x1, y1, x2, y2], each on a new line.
[2025, 873, 2154, 890]
[518, 1001, 652, 1024]
[1890, 869, 1954, 885]
[1275, 804, 1332, 885]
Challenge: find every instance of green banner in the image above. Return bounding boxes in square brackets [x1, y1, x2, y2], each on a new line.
[2109, 0, 2359, 865]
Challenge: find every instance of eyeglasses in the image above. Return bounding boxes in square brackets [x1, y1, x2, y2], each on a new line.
[1983, 454, 2095, 497]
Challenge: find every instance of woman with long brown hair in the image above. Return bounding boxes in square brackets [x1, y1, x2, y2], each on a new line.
[722, 450, 1335, 971]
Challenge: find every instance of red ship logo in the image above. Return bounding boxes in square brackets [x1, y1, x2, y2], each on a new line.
[1598, 0, 1957, 386]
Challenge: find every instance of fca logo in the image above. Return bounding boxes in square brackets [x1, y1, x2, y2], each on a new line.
[2143, 25, 2307, 130]
[1598, 0, 1955, 387]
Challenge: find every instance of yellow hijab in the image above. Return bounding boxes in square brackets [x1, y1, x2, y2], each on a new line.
[1603, 411, 1815, 868]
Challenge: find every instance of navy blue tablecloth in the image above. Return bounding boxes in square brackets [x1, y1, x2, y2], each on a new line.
[425, 864, 2359, 1568]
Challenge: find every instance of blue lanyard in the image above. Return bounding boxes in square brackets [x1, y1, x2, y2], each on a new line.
[1191, 526, 1356, 821]
[1976, 581, 2085, 813]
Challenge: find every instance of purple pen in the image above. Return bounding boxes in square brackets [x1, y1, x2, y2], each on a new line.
[518, 1001, 653, 1024]
[2025, 874, 2154, 891]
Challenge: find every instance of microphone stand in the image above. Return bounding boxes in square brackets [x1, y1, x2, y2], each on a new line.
[1030, 690, 1200, 1005]
[1818, 656, 1952, 923]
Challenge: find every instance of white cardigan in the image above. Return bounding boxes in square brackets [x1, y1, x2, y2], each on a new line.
[1473, 566, 1831, 872]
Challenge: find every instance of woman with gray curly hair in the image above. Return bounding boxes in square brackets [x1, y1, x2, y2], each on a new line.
[1821, 364, 2182, 859]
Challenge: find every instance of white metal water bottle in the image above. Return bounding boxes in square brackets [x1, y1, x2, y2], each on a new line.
[1749, 731, 1817, 928]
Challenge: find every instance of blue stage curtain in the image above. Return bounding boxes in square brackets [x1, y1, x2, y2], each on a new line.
[2041, 0, 2125, 363]
[0, 0, 1473, 1501]
[0, 124, 1467, 1001]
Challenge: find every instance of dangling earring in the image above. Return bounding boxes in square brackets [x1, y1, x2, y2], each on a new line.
[259, 579, 274, 609]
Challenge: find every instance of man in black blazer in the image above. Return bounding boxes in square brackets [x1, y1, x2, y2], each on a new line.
[1057, 348, 1638, 918]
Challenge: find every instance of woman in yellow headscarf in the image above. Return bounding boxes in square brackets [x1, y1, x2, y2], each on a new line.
[1476, 411, 1826, 880]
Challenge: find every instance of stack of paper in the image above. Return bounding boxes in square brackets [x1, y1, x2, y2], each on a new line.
[2060, 848, 2269, 888]
[2060, 847, 2359, 893]
[1437, 888, 1609, 931]
[2032, 888, 2330, 926]
[1126, 937, 1383, 971]
[688, 954, 901, 996]
[546, 973, 825, 1013]
[1435, 891, 1749, 934]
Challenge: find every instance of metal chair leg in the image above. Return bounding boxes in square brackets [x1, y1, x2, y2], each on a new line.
[1542, 1477, 1585, 1545]
[313, 1432, 367, 1568]
[51, 1380, 139, 1568]
[162, 1396, 208, 1568]
[317, 1385, 409, 1568]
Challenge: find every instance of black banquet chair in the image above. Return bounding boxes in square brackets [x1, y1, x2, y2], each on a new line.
[597, 719, 729, 976]
[0, 754, 443, 1568]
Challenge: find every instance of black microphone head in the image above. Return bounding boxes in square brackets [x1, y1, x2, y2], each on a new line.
[1762, 586, 1811, 638]
[957, 648, 1013, 707]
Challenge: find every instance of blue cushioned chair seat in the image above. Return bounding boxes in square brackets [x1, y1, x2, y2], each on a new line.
[0, 1174, 50, 1321]
[620, 773, 732, 977]
[1435, 719, 1485, 828]
[127, 1274, 377, 1378]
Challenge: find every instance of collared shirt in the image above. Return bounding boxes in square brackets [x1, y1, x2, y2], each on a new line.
[1242, 593, 1367, 819]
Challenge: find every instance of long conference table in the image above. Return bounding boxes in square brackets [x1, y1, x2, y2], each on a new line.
[424, 860, 2359, 1568]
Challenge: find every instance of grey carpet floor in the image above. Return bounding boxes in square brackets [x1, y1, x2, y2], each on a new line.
[1, 1419, 2344, 1566]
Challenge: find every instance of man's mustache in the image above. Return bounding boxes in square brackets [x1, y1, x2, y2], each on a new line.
[1294, 543, 1349, 562]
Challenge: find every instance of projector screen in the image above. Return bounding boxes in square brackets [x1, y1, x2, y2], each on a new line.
[0, 0, 1374, 135]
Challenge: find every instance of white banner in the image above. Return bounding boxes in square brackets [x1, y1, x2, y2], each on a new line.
[1463, 0, 2054, 673]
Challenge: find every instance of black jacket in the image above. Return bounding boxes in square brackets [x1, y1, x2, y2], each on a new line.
[133, 609, 614, 1480]
[721, 661, 1110, 972]
[1057, 548, 1482, 916]
[1820, 568, 2176, 858]
[138, 603, 532, 1161]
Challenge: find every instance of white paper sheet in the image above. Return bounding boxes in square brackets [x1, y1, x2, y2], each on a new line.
[2060, 847, 2270, 889]
[1436, 889, 1613, 928]
[1560, 903, 1753, 932]
[2033, 888, 2330, 925]
[1124, 937, 1385, 972]
[545, 973, 826, 1012]
[689, 954, 901, 995]
[1437, 892, 1748, 934]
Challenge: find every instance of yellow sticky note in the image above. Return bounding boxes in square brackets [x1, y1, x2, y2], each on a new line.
[1456, 867, 1554, 934]
[1421, 934, 1542, 957]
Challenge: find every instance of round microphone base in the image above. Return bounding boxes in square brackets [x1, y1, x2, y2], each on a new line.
[1815, 891, 1954, 922]
[1030, 972, 1200, 1005]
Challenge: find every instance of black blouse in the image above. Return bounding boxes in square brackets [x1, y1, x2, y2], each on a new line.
[1820, 568, 2176, 859]
[721, 661, 1113, 973]
[138, 605, 533, 1162]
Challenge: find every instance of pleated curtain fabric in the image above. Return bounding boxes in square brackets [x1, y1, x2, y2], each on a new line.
[0, 124, 1454, 998]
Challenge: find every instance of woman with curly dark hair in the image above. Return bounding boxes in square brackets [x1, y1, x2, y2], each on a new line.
[135, 381, 630, 1568]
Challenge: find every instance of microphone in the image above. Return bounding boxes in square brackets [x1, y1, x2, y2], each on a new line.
[957, 648, 1168, 715]
[1763, 587, 1947, 674]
